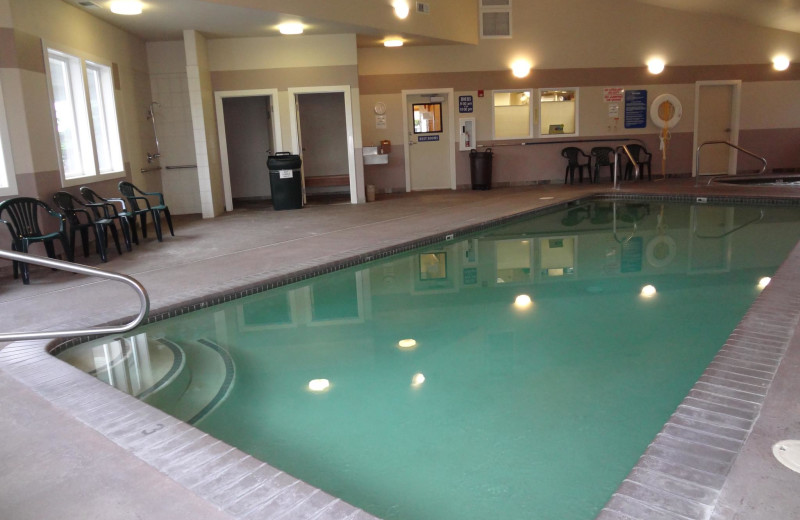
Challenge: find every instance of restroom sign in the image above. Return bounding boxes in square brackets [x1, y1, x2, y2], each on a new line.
[459, 96, 474, 113]
[604, 87, 624, 102]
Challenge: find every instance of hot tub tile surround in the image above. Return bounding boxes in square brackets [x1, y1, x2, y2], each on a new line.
[3, 192, 800, 520]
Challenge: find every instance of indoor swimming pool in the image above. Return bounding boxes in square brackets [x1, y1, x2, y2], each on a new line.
[57, 199, 800, 520]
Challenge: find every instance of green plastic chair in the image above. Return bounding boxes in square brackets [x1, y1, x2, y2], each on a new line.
[118, 181, 174, 242]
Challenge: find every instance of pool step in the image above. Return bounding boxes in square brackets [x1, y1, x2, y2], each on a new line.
[142, 338, 235, 425]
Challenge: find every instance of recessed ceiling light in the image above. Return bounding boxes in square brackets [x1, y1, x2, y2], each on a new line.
[393, 0, 410, 19]
[384, 38, 404, 47]
[279, 22, 304, 35]
[109, 0, 142, 15]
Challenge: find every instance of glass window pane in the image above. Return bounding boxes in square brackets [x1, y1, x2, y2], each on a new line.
[540, 89, 578, 136]
[86, 62, 123, 174]
[493, 90, 532, 139]
[49, 55, 83, 177]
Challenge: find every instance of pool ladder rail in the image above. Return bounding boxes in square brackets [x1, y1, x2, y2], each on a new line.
[695, 140, 768, 186]
[0, 249, 150, 342]
[612, 145, 639, 191]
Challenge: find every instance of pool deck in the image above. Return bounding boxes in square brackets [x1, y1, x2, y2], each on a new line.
[2, 178, 800, 519]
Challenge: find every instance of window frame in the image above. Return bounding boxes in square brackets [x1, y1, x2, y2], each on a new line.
[44, 44, 125, 187]
[0, 80, 18, 197]
[491, 88, 534, 141]
[538, 87, 580, 138]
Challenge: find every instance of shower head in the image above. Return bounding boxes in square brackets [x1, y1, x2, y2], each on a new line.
[147, 101, 160, 119]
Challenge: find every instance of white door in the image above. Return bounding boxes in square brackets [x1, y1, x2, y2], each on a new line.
[693, 81, 741, 177]
[404, 90, 455, 191]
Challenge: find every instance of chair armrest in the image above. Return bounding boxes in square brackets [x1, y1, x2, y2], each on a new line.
[127, 195, 152, 210]
[46, 208, 68, 234]
[141, 190, 165, 206]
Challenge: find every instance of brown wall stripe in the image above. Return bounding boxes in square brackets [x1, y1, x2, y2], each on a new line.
[359, 64, 800, 95]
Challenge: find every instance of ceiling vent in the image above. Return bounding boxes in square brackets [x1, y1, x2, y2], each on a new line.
[416, 2, 430, 14]
[480, 0, 511, 38]
[78, 1, 100, 7]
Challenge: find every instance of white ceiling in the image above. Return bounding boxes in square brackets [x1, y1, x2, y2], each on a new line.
[63, 0, 800, 45]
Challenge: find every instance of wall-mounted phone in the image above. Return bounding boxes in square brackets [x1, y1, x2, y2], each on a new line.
[459, 117, 475, 151]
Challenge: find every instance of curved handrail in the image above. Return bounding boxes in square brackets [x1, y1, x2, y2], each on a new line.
[613, 145, 639, 191]
[694, 140, 768, 186]
[0, 249, 149, 342]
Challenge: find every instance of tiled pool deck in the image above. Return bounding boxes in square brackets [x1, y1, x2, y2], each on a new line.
[2, 179, 800, 519]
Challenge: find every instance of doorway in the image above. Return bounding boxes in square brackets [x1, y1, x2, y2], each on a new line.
[288, 85, 360, 204]
[215, 89, 282, 211]
[402, 89, 456, 191]
[693, 80, 741, 177]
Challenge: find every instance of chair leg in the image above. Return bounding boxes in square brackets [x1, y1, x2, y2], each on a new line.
[59, 234, 74, 262]
[68, 227, 77, 262]
[151, 210, 163, 242]
[163, 207, 174, 236]
[10, 242, 19, 280]
[108, 223, 123, 255]
[79, 227, 90, 257]
[94, 223, 108, 262]
[20, 242, 31, 285]
[138, 212, 148, 239]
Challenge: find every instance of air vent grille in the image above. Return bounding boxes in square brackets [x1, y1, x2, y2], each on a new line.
[78, 1, 99, 7]
[416, 2, 430, 14]
[480, 0, 511, 38]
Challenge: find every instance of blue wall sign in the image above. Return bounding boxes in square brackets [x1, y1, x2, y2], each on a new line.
[418, 135, 440, 142]
[459, 95, 474, 113]
[625, 90, 648, 129]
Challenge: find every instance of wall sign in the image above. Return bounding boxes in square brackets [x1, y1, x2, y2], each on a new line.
[604, 87, 624, 102]
[625, 89, 648, 129]
[418, 135, 440, 142]
[459, 95, 474, 113]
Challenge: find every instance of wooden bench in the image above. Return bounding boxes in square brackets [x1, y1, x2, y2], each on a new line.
[304, 175, 350, 188]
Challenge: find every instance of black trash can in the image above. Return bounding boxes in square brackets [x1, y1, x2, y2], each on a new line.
[469, 148, 493, 190]
[267, 152, 303, 210]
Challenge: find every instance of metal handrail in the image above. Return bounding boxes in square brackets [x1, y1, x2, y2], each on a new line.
[613, 145, 639, 190]
[694, 140, 768, 186]
[612, 202, 637, 244]
[0, 249, 149, 342]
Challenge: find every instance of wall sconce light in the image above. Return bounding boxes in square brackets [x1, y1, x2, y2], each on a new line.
[384, 38, 404, 47]
[647, 59, 665, 74]
[511, 61, 531, 78]
[393, 0, 410, 19]
[773, 56, 790, 71]
[279, 22, 304, 35]
[109, 1, 142, 15]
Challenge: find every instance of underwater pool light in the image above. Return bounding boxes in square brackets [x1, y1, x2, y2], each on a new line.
[308, 379, 330, 392]
[640, 285, 657, 298]
[398, 338, 418, 349]
[758, 276, 771, 290]
[514, 294, 532, 308]
[411, 373, 426, 386]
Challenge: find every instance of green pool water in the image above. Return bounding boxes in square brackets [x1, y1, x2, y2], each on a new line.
[60, 200, 800, 520]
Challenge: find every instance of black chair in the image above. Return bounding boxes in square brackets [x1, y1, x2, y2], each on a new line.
[561, 147, 592, 184]
[118, 181, 174, 242]
[80, 186, 137, 251]
[590, 147, 614, 183]
[53, 191, 122, 263]
[624, 144, 652, 181]
[0, 197, 72, 284]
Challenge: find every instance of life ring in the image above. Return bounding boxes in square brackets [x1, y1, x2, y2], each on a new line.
[646, 235, 676, 268]
[650, 94, 682, 129]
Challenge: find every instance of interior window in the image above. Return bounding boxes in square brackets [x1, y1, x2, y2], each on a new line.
[539, 88, 578, 136]
[412, 103, 443, 134]
[492, 89, 533, 140]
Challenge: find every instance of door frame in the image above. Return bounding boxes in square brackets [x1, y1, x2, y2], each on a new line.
[692, 80, 742, 177]
[288, 85, 360, 204]
[402, 88, 457, 192]
[215, 88, 282, 212]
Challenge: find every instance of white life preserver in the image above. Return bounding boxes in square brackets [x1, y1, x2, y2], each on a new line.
[650, 94, 682, 129]
[646, 235, 677, 268]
